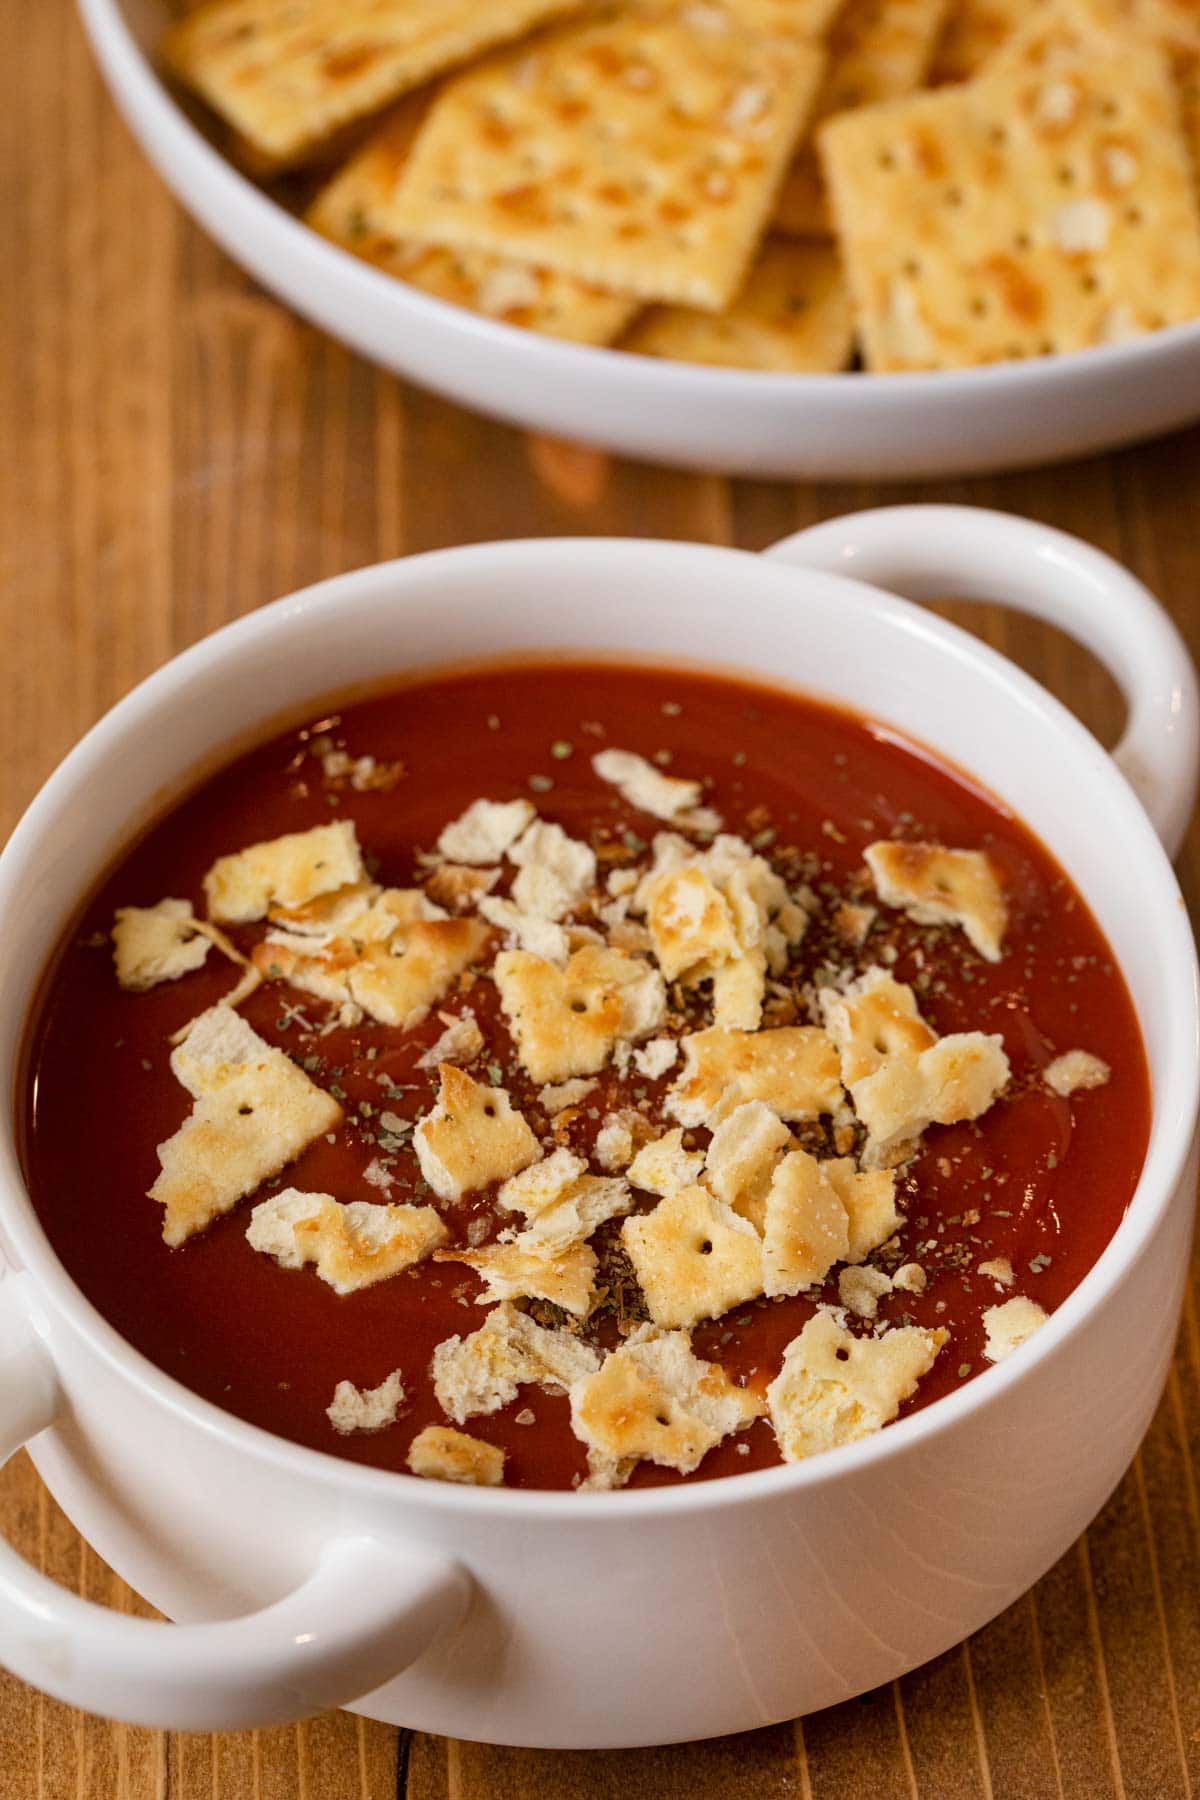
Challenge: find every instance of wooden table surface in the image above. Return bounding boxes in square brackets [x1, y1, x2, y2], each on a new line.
[5, 4, 1200, 1795]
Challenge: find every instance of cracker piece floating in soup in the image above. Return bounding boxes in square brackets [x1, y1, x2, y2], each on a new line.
[149, 1005, 343, 1247]
[425, 862, 502, 913]
[112, 898, 211, 991]
[538, 1077, 598, 1116]
[762, 1149, 850, 1296]
[570, 1323, 765, 1490]
[327, 1369, 405, 1435]
[507, 819, 597, 920]
[622, 1184, 764, 1329]
[821, 967, 1009, 1165]
[767, 1310, 948, 1461]
[633, 1036, 679, 1080]
[864, 841, 1007, 960]
[494, 945, 666, 1085]
[437, 1239, 598, 1317]
[416, 1011, 485, 1070]
[983, 1295, 1049, 1362]
[246, 1187, 447, 1293]
[161, 0, 590, 171]
[704, 1099, 793, 1229]
[838, 1263, 893, 1318]
[266, 876, 382, 937]
[432, 1299, 601, 1424]
[667, 1025, 843, 1130]
[407, 1424, 506, 1487]
[203, 820, 363, 924]
[824, 1159, 901, 1261]
[437, 797, 535, 865]
[593, 749, 722, 832]
[479, 896, 571, 964]
[627, 1130, 706, 1197]
[497, 1152, 632, 1250]
[414, 1064, 540, 1202]
[1043, 1048, 1111, 1096]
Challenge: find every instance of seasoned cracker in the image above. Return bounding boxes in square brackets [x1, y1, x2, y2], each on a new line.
[982, 1294, 1049, 1361]
[204, 820, 363, 924]
[865, 840, 1007, 960]
[246, 1186, 447, 1292]
[163, 0, 590, 169]
[823, 1157, 901, 1260]
[112, 898, 211, 991]
[309, 107, 638, 345]
[774, 0, 951, 236]
[594, 749, 722, 831]
[382, 7, 826, 309]
[149, 1005, 342, 1246]
[667, 1025, 843, 1129]
[767, 1309, 947, 1460]
[622, 1183, 764, 1328]
[327, 1369, 405, 1433]
[624, 240, 856, 370]
[414, 1063, 540, 1200]
[407, 1424, 505, 1485]
[432, 1299, 601, 1423]
[494, 945, 666, 1085]
[569, 1322, 764, 1488]
[704, 1098, 792, 1229]
[439, 1238, 598, 1315]
[761, 1149, 850, 1295]
[821, 24, 1200, 368]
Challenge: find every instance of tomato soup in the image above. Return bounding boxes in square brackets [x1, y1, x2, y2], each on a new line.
[16, 661, 1150, 1491]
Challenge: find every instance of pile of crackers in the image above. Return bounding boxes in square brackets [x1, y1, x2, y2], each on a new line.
[163, 0, 1200, 371]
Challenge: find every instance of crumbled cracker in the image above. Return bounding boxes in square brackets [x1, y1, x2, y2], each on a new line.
[627, 1129, 706, 1196]
[983, 1295, 1049, 1362]
[149, 1005, 342, 1246]
[838, 1262, 893, 1318]
[704, 1099, 792, 1230]
[569, 1323, 764, 1489]
[622, 1184, 764, 1328]
[327, 1369, 405, 1435]
[265, 876, 382, 937]
[593, 748, 722, 832]
[823, 1158, 901, 1261]
[821, 968, 1009, 1165]
[437, 797, 535, 864]
[416, 1010, 485, 1070]
[494, 945, 666, 1084]
[1043, 1049, 1111, 1096]
[497, 1149, 631, 1248]
[203, 820, 363, 923]
[432, 1299, 600, 1422]
[414, 1063, 539, 1201]
[977, 1255, 1014, 1286]
[538, 1076, 598, 1115]
[508, 819, 597, 920]
[893, 1261, 927, 1293]
[246, 1186, 447, 1292]
[710, 949, 768, 1030]
[595, 1114, 637, 1171]
[633, 1035, 680, 1080]
[767, 1309, 947, 1461]
[112, 898, 211, 991]
[864, 841, 1007, 961]
[438, 1238, 597, 1316]
[407, 1424, 505, 1486]
[645, 863, 740, 980]
[762, 1149, 850, 1296]
[667, 1025, 843, 1129]
[479, 895, 571, 964]
[831, 900, 877, 949]
[425, 862, 502, 912]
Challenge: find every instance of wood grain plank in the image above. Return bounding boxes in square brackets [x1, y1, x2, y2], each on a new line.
[800, 1686, 915, 1800]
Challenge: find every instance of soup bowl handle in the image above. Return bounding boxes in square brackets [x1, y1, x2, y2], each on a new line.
[762, 504, 1199, 858]
[0, 1288, 468, 1730]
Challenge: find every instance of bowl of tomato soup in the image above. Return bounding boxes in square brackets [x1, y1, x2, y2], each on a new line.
[0, 506, 1196, 1745]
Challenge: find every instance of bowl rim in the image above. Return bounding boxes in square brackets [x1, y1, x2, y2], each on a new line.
[80, 0, 1200, 404]
[5, 534, 1198, 1520]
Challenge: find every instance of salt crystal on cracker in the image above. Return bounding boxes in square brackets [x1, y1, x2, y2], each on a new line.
[149, 1005, 342, 1246]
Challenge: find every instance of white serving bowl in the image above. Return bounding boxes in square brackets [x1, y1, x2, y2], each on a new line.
[0, 507, 1197, 1745]
[77, 0, 1200, 481]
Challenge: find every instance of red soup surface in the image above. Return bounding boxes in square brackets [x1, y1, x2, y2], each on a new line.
[18, 661, 1150, 1491]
